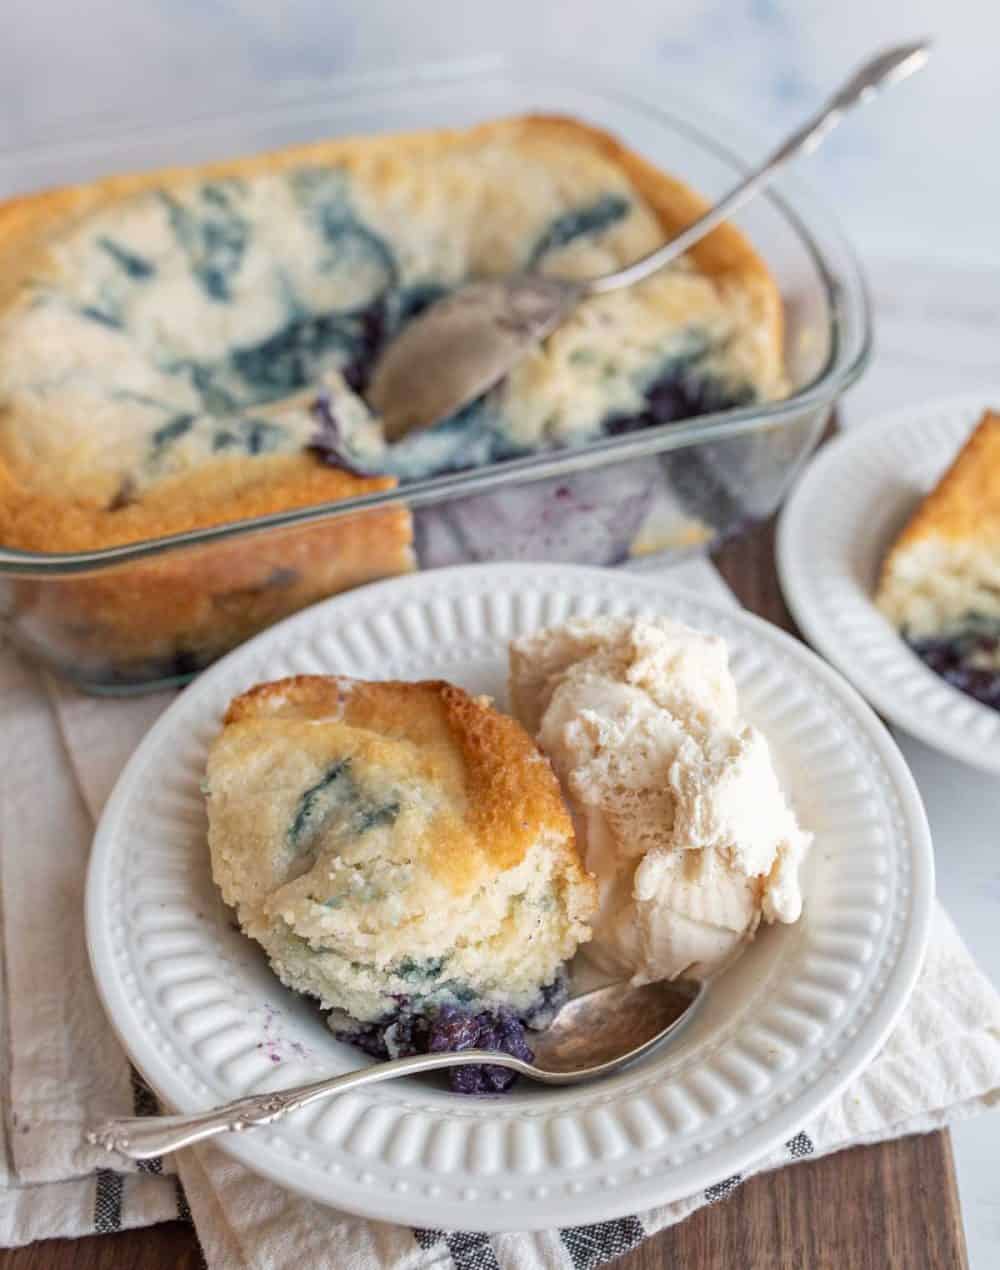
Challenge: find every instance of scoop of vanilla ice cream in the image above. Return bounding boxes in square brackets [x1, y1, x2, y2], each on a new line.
[509, 616, 812, 983]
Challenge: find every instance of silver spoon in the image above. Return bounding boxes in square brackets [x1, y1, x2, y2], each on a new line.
[86, 978, 703, 1160]
[366, 40, 930, 440]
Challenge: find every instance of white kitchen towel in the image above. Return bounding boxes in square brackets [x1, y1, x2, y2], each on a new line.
[1, 557, 998, 1268]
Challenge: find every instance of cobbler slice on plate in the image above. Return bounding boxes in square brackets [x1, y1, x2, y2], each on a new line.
[204, 674, 596, 1092]
[877, 410, 1000, 710]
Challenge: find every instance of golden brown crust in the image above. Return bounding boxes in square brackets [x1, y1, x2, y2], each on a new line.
[881, 410, 1000, 579]
[13, 486, 414, 671]
[222, 674, 592, 893]
[224, 673, 352, 725]
[0, 453, 395, 552]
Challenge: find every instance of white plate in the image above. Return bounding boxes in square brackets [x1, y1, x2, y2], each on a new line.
[86, 563, 933, 1232]
[777, 393, 1000, 774]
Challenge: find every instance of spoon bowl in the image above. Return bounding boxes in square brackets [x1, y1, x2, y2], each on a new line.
[367, 275, 583, 442]
[86, 977, 704, 1161]
[532, 976, 702, 1076]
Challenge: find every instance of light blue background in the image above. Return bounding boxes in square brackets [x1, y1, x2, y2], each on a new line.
[2, 0, 995, 265]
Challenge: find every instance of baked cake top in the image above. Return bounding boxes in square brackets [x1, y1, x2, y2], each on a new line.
[213, 673, 585, 895]
[0, 115, 784, 552]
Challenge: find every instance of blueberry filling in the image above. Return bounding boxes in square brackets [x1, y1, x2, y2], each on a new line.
[293, 166, 398, 289]
[252, 311, 367, 397]
[527, 192, 630, 267]
[289, 760, 353, 849]
[336, 1003, 536, 1094]
[331, 971, 568, 1095]
[175, 287, 433, 417]
[151, 413, 196, 449]
[160, 183, 249, 303]
[79, 304, 123, 331]
[288, 758, 400, 851]
[908, 627, 1000, 711]
[131, 173, 756, 507]
[394, 955, 448, 981]
[307, 394, 373, 477]
[98, 235, 156, 280]
[210, 417, 286, 455]
[606, 366, 755, 436]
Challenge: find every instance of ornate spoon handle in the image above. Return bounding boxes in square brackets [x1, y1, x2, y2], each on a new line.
[587, 40, 930, 296]
[86, 1049, 539, 1159]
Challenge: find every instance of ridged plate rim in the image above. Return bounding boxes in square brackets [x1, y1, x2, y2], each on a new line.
[777, 392, 1000, 774]
[86, 563, 933, 1231]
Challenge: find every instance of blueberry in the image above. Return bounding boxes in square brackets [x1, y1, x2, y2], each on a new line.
[335, 1002, 536, 1094]
[528, 194, 630, 267]
[471, 1008, 534, 1093]
[98, 236, 156, 280]
[427, 1004, 482, 1054]
[307, 393, 374, 477]
[334, 1021, 390, 1060]
[450, 1065, 487, 1095]
[428, 1005, 534, 1094]
[910, 634, 1000, 712]
[341, 300, 386, 394]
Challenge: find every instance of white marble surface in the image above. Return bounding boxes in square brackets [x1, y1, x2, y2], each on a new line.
[839, 296, 1000, 1270]
[1, 0, 999, 267]
[841, 258, 1000, 425]
[2, 1, 999, 1263]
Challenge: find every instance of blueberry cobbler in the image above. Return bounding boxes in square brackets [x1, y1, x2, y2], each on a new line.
[877, 411, 1000, 711]
[204, 675, 596, 1093]
[0, 115, 784, 682]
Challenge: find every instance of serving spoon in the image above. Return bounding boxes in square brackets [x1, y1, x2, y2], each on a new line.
[87, 977, 703, 1160]
[366, 40, 930, 440]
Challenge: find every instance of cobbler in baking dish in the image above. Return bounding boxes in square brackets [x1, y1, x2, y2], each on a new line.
[0, 115, 784, 684]
[877, 410, 1000, 711]
[0, 115, 783, 554]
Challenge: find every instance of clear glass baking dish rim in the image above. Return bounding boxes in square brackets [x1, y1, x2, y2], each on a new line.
[0, 54, 873, 576]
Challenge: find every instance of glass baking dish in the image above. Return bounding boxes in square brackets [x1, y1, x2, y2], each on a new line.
[0, 57, 871, 693]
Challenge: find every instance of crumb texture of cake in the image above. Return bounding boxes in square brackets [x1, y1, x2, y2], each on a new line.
[877, 411, 1000, 660]
[0, 114, 783, 554]
[204, 675, 596, 1043]
[510, 617, 812, 983]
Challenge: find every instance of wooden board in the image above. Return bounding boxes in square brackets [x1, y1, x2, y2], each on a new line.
[0, 514, 970, 1270]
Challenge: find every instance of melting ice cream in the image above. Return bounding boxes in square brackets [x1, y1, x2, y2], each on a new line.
[509, 616, 811, 983]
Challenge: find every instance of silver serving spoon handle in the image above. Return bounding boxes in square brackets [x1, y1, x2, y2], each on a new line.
[367, 40, 930, 438]
[587, 39, 931, 296]
[86, 978, 702, 1160]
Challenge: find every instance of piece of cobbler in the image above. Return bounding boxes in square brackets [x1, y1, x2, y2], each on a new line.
[204, 675, 596, 1092]
[877, 410, 1000, 710]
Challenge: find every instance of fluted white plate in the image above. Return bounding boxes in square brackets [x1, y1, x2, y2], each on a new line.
[777, 394, 1000, 774]
[86, 563, 933, 1231]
